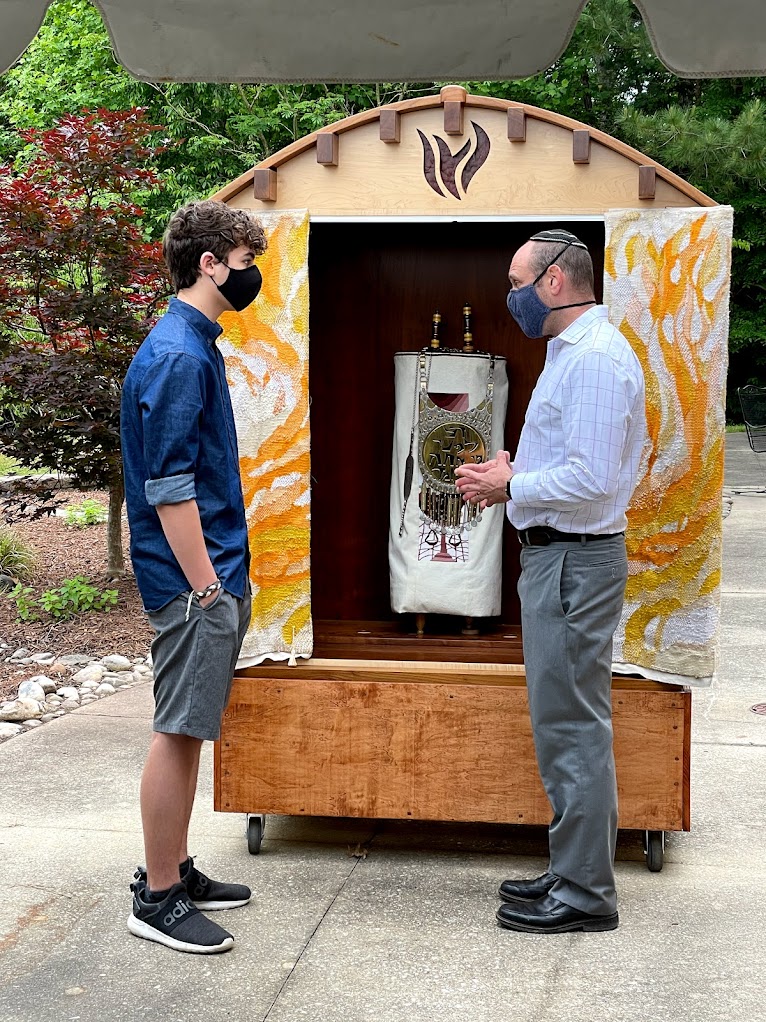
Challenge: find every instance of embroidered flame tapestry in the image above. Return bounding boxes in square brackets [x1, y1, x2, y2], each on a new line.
[604, 206, 733, 684]
[218, 209, 312, 667]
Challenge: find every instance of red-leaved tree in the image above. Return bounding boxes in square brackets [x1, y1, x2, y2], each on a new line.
[0, 108, 170, 575]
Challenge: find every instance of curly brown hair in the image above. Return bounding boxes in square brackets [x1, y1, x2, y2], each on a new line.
[163, 200, 268, 293]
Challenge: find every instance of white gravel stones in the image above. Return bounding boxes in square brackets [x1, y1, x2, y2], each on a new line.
[71, 664, 104, 686]
[106, 672, 133, 689]
[56, 687, 80, 702]
[0, 648, 154, 741]
[101, 654, 132, 672]
[0, 697, 43, 721]
[18, 680, 47, 702]
[28, 674, 59, 693]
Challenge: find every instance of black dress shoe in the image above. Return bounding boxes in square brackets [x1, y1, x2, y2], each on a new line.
[498, 871, 558, 903]
[496, 893, 619, 933]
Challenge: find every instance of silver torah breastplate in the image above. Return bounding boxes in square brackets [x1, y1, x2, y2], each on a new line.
[417, 354, 494, 534]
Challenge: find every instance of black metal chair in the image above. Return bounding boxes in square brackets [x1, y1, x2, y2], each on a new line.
[737, 385, 766, 491]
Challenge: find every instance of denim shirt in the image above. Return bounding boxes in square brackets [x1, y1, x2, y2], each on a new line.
[121, 297, 249, 612]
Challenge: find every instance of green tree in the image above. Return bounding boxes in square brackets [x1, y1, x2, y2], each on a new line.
[0, 109, 169, 575]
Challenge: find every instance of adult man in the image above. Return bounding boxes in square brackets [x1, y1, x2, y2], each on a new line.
[121, 200, 267, 954]
[455, 229, 646, 934]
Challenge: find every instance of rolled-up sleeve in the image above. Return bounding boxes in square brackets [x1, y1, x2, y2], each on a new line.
[138, 353, 206, 507]
[144, 472, 196, 506]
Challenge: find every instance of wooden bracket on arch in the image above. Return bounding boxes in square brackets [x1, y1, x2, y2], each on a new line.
[379, 108, 401, 143]
[507, 108, 526, 142]
[572, 130, 591, 164]
[316, 132, 340, 166]
[440, 85, 466, 135]
[253, 167, 277, 202]
[638, 165, 657, 200]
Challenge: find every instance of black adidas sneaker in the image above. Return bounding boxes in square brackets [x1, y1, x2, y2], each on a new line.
[128, 880, 234, 954]
[133, 858, 251, 911]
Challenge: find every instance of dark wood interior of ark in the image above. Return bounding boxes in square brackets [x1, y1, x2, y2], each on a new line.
[307, 220, 606, 654]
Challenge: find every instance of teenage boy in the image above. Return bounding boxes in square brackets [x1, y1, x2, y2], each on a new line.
[121, 199, 267, 954]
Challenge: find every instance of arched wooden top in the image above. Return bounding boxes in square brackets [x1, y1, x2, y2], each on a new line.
[214, 87, 714, 213]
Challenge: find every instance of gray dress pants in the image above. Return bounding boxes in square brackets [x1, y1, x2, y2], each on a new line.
[518, 534, 628, 915]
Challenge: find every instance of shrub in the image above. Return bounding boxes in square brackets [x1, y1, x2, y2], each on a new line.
[6, 575, 118, 621]
[6, 584, 39, 620]
[0, 527, 37, 582]
[64, 498, 108, 528]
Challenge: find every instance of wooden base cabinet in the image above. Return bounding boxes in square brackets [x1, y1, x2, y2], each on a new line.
[215, 659, 690, 837]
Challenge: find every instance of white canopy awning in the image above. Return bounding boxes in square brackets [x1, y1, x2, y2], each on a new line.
[2, 0, 766, 82]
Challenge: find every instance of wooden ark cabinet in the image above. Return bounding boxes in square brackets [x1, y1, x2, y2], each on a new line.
[212, 89, 712, 865]
[214, 217, 691, 860]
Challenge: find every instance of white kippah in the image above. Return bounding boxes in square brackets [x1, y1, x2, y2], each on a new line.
[529, 229, 588, 250]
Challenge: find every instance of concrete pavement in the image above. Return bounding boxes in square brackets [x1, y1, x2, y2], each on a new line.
[1, 433, 765, 1022]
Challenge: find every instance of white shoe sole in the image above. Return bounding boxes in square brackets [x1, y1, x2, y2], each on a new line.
[127, 914, 234, 953]
[193, 897, 251, 911]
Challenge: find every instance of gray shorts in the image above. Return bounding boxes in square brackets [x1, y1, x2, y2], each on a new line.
[147, 588, 251, 741]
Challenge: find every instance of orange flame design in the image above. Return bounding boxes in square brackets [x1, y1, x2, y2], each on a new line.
[218, 211, 312, 659]
[605, 207, 732, 678]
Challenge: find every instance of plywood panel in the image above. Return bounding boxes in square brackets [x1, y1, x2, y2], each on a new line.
[216, 673, 689, 831]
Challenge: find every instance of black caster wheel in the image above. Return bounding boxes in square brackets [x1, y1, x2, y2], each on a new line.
[246, 813, 266, 855]
[644, 830, 665, 872]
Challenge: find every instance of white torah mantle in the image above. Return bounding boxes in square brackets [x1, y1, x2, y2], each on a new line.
[389, 350, 508, 617]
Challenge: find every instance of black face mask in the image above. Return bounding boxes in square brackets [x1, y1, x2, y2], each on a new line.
[215, 261, 262, 312]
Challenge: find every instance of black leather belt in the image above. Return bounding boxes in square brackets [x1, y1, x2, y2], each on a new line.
[517, 526, 624, 547]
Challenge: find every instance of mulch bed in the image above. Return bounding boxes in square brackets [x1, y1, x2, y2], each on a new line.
[0, 491, 152, 701]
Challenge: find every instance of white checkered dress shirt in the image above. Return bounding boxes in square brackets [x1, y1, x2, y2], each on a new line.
[507, 305, 646, 535]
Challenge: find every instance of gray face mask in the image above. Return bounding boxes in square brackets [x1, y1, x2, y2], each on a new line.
[506, 242, 594, 338]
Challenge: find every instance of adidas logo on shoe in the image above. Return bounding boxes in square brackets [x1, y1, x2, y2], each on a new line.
[163, 897, 194, 927]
